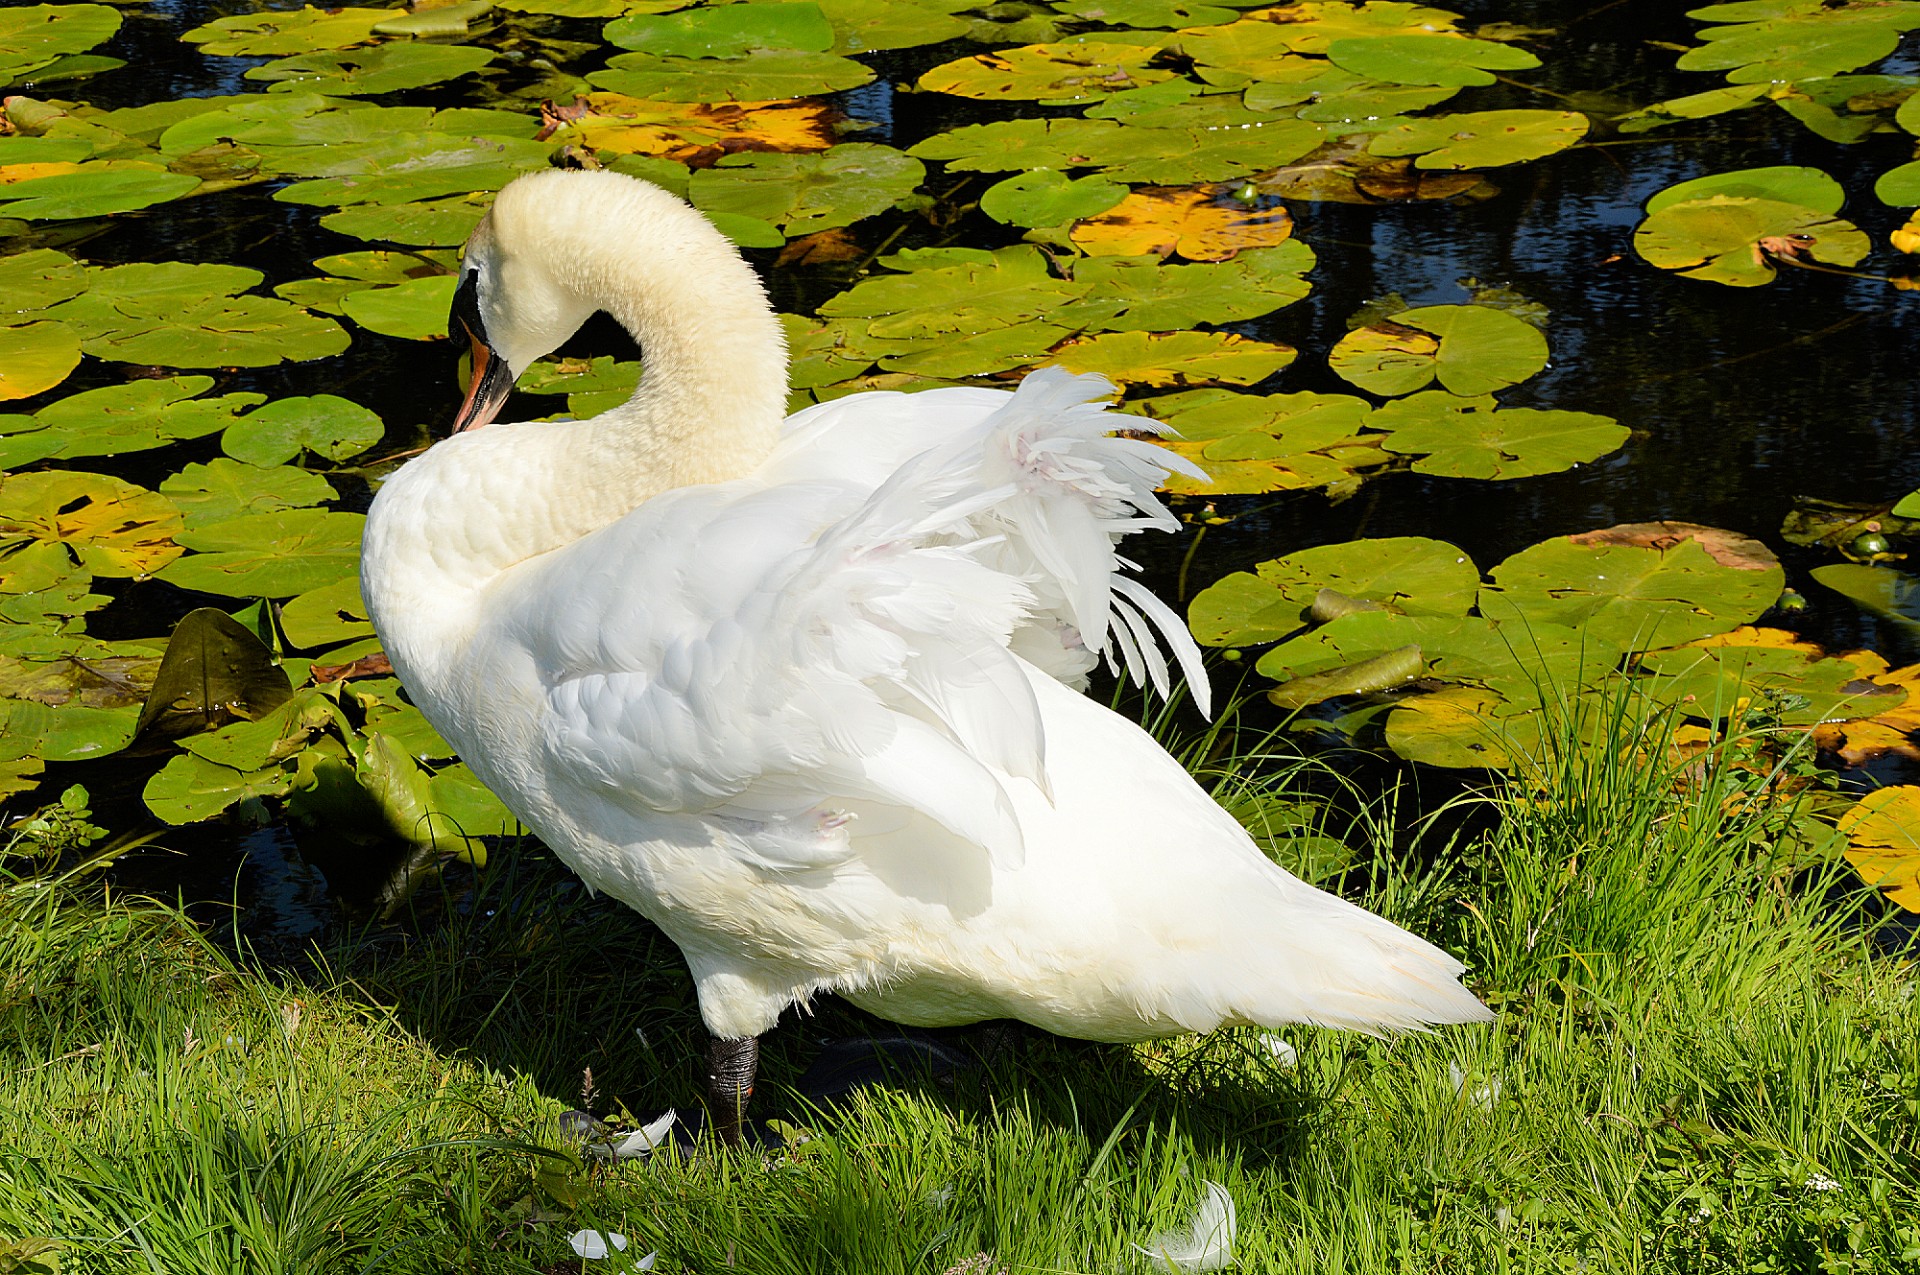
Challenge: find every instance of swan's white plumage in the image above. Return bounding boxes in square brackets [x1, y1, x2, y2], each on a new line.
[361, 169, 1489, 1043]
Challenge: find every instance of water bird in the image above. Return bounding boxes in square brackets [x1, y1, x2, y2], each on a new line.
[359, 169, 1490, 1143]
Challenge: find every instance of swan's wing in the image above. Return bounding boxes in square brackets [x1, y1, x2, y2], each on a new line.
[504, 477, 1048, 872]
[774, 369, 1213, 714]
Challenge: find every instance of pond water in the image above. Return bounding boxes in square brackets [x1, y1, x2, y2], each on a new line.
[8, 0, 1920, 939]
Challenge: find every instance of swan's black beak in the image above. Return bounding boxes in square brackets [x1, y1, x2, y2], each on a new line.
[447, 268, 514, 434]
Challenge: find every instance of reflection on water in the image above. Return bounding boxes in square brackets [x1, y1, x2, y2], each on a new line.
[25, 0, 1920, 928]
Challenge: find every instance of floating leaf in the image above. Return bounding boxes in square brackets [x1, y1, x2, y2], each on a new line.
[132, 607, 293, 743]
[690, 144, 923, 233]
[248, 44, 497, 96]
[1639, 636, 1902, 726]
[1479, 527, 1783, 651]
[1330, 304, 1548, 397]
[0, 471, 182, 577]
[1070, 243, 1317, 332]
[817, 0, 972, 50]
[1839, 785, 1920, 911]
[223, 395, 385, 466]
[1677, 3, 1920, 84]
[1634, 196, 1869, 287]
[604, 2, 835, 57]
[182, 6, 389, 56]
[159, 459, 339, 529]
[0, 247, 87, 312]
[1070, 185, 1292, 260]
[1368, 109, 1587, 169]
[918, 39, 1175, 102]
[0, 321, 81, 401]
[0, 164, 200, 220]
[819, 245, 1088, 340]
[281, 577, 373, 650]
[340, 275, 460, 340]
[1189, 535, 1478, 647]
[590, 49, 873, 100]
[1384, 685, 1541, 769]
[980, 169, 1126, 227]
[1049, 330, 1294, 386]
[144, 750, 293, 824]
[1811, 562, 1920, 641]
[542, 93, 836, 162]
[1057, 0, 1236, 27]
[0, 5, 122, 87]
[2, 377, 266, 466]
[1369, 392, 1628, 480]
[1645, 165, 1845, 216]
[38, 262, 351, 367]
[1875, 161, 1920, 206]
[321, 196, 492, 246]
[1268, 643, 1425, 709]
[1139, 387, 1373, 495]
[159, 509, 366, 598]
[1325, 34, 1539, 87]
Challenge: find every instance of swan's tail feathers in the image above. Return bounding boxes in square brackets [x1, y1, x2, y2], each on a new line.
[1257, 893, 1493, 1035]
[929, 367, 1215, 717]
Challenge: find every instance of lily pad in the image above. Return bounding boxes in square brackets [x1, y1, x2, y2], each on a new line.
[0, 377, 265, 466]
[340, 275, 460, 341]
[919, 40, 1175, 102]
[1049, 330, 1294, 386]
[0, 5, 122, 87]
[1811, 562, 1920, 641]
[1839, 785, 1920, 911]
[281, 576, 373, 650]
[248, 44, 497, 97]
[604, 2, 835, 56]
[1479, 528, 1783, 651]
[542, 93, 837, 162]
[1139, 387, 1375, 495]
[159, 459, 339, 529]
[1644, 165, 1844, 216]
[321, 196, 493, 246]
[0, 321, 81, 400]
[0, 164, 201, 220]
[590, 49, 873, 100]
[1325, 34, 1539, 87]
[980, 169, 1127, 227]
[1068, 243, 1317, 331]
[1070, 185, 1292, 260]
[1634, 195, 1869, 287]
[158, 509, 367, 598]
[0, 471, 183, 578]
[690, 144, 923, 233]
[1368, 109, 1588, 170]
[1369, 392, 1628, 480]
[1329, 304, 1548, 397]
[144, 751, 293, 824]
[1677, 3, 1920, 84]
[182, 6, 389, 56]
[815, 0, 972, 51]
[223, 395, 385, 466]
[132, 607, 293, 743]
[37, 262, 351, 367]
[1189, 535, 1480, 647]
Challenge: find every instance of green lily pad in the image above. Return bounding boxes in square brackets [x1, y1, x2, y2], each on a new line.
[0, 5, 122, 87]
[1369, 110, 1588, 170]
[1645, 165, 1844, 216]
[159, 459, 340, 529]
[159, 509, 367, 598]
[144, 750, 293, 824]
[816, 0, 971, 51]
[1329, 303, 1548, 397]
[1054, 0, 1236, 26]
[340, 275, 459, 341]
[1138, 388, 1376, 495]
[1066, 243, 1317, 331]
[918, 39, 1176, 102]
[223, 395, 385, 467]
[248, 44, 497, 97]
[910, 117, 1131, 173]
[321, 196, 493, 246]
[1811, 562, 1920, 640]
[1677, 3, 1920, 84]
[1369, 392, 1629, 480]
[0, 247, 87, 313]
[372, 0, 495, 37]
[38, 262, 351, 367]
[590, 48, 873, 100]
[132, 607, 293, 743]
[1639, 640, 1901, 726]
[690, 144, 923, 233]
[1634, 196, 1869, 286]
[1383, 685, 1542, 769]
[1876, 161, 1920, 206]
[604, 2, 835, 56]
[0, 321, 81, 400]
[182, 6, 389, 56]
[1479, 529, 1783, 651]
[0, 698, 136, 762]
[1325, 34, 1539, 87]
[1189, 536, 1479, 648]
[1052, 330, 1295, 387]
[980, 169, 1127, 227]
[0, 470, 183, 578]
[426, 763, 519, 838]
[1616, 83, 1772, 134]
[819, 245, 1088, 340]
[0, 164, 201, 220]
[0, 136, 93, 165]
[281, 576, 373, 650]
[0, 377, 265, 466]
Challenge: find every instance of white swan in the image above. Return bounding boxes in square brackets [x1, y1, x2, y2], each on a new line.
[360, 169, 1488, 1140]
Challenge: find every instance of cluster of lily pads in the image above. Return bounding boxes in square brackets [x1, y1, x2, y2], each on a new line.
[1, 0, 1918, 910]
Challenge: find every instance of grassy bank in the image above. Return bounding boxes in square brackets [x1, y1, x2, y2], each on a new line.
[0, 708, 1915, 1274]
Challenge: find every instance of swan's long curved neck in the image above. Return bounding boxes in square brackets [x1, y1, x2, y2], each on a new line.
[362, 172, 789, 687]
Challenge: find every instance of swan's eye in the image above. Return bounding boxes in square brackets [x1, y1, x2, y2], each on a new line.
[449, 268, 486, 348]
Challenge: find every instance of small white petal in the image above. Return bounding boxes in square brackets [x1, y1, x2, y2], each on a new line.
[607, 1109, 677, 1159]
[568, 1230, 629, 1259]
[1258, 1034, 1296, 1067]
[1132, 1180, 1236, 1272]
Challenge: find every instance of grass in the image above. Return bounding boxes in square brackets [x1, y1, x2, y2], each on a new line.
[0, 693, 1915, 1274]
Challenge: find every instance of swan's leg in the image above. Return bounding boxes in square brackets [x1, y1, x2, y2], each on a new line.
[706, 1034, 759, 1147]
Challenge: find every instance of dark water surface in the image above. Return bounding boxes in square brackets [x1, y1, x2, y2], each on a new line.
[24, 0, 1920, 941]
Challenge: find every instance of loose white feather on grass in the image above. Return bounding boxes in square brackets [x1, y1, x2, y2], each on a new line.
[1134, 1179, 1237, 1271]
